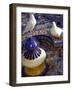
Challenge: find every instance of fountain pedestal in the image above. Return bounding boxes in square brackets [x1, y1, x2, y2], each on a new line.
[22, 37, 47, 76]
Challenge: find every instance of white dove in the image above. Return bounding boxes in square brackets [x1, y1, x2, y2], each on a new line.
[23, 13, 36, 34]
[50, 21, 63, 38]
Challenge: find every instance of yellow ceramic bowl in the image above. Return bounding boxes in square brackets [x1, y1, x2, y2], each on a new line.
[24, 62, 46, 76]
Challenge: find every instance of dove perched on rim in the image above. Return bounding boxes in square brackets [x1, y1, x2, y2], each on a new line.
[50, 21, 63, 38]
[23, 13, 36, 34]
